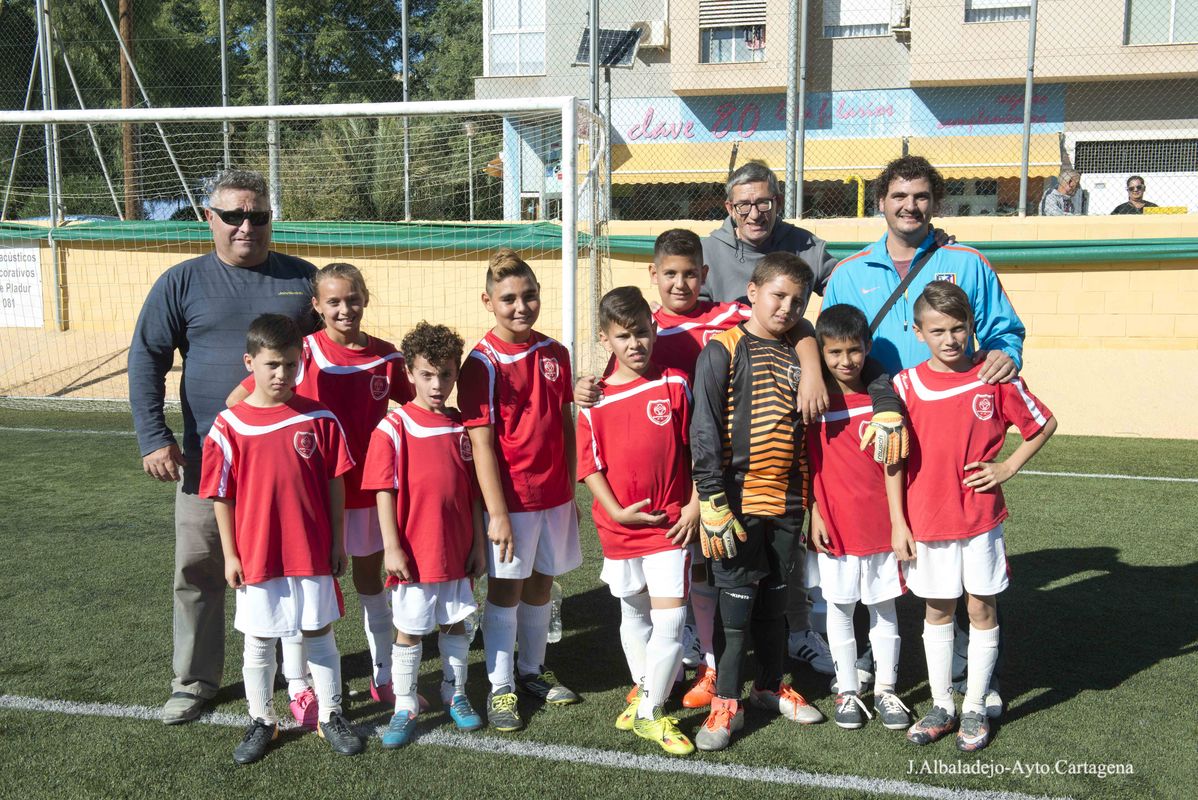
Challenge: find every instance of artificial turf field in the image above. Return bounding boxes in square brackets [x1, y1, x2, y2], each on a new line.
[1, 403, 1195, 800]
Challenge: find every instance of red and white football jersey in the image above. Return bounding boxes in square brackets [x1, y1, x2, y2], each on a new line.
[240, 329, 412, 510]
[457, 329, 573, 513]
[806, 390, 892, 557]
[199, 395, 354, 586]
[361, 403, 477, 584]
[651, 301, 752, 380]
[577, 367, 693, 560]
[895, 361, 1053, 542]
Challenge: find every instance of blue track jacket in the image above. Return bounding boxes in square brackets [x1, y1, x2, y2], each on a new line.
[823, 231, 1025, 375]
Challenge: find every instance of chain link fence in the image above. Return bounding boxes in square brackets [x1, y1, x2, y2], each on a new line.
[2, 1, 1196, 224]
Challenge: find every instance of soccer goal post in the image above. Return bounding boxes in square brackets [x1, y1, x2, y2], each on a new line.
[0, 97, 608, 408]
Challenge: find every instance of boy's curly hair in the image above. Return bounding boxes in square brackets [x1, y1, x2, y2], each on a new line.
[401, 321, 465, 369]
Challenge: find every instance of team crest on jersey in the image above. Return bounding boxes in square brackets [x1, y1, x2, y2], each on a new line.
[294, 431, 316, 459]
[934, 272, 958, 285]
[370, 374, 389, 400]
[459, 433, 474, 461]
[972, 394, 995, 421]
[646, 399, 672, 426]
[540, 356, 561, 382]
[787, 364, 802, 391]
[701, 329, 719, 345]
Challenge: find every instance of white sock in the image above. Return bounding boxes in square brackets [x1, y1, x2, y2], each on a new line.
[868, 600, 901, 694]
[619, 593, 653, 688]
[279, 633, 311, 699]
[391, 641, 422, 714]
[243, 635, 278, 723]
[483, 601, 518, 692]
[516, 600, 552, 677]
[439, 632, 470, 701]
[689, 582, 719, 670]
[923, 620, 956, 713]
[640, 606, 687, 719]
[809, 585, 828, 635]
[360, 591, 394, 686]
[304, 630, 343, 723]
[826, 601, 859, 693]
[964, 624, 1001, 715]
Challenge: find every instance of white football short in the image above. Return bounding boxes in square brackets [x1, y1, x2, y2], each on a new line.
[344, 506, 384, 558]
[803, 549, 905, 606]
[601, 548, 691, 599]
[486, 500, 582, 580]
[390, 578, 477, 636]
[234, 575, 343, 638]
[902, 524, 1010, 600]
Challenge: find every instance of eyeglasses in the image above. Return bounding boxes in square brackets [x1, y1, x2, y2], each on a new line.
[208, 207, 272, 227]
[1128, 184, 1145, 191]
[731, 198, 775, 216]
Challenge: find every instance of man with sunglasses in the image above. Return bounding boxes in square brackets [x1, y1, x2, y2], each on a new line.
[129, 169, 317, 725]
[1112, 176, 1157, 214]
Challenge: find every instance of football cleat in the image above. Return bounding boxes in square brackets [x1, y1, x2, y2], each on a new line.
[682, 664, 717, 709]
[633, 708, 695, 756]
[749, 683, 824, 724]
[232, 718, 278, 764]
[516, 668, 580, 705]
[906, 706, 957, 746]
[956, 710, 992, 752]
[694, 696, 744, 752]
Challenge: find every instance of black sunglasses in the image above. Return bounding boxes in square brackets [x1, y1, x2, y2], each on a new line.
[1128, 184, 1145, 191]
[208, 206, 272, 226]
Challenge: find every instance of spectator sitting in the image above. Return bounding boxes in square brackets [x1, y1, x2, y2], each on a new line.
[1111, 176, 1158, 215]
[1039, 169, 1086, 216]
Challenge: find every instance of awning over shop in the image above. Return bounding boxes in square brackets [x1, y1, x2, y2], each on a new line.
[609, 139, 902, 185]
[607, 134, 1062, 185]
[904, 134, 1062, 179]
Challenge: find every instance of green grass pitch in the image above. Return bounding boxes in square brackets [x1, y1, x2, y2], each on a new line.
[1, 405, 1195, 799]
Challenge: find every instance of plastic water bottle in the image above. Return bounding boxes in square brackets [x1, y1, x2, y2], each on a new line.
[463, 608, 479, 645]
[547, 581, 563, 643]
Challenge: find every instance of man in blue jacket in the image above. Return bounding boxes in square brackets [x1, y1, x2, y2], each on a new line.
[823, 155, 1025, 718]
[823, 155, 1023, 383]
[129, 170, 316, 724]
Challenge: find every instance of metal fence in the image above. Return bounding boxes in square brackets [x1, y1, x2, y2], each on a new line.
[3, 0, 1197, 223]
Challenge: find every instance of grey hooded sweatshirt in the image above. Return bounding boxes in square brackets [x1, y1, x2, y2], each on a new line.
[700, 216, 837, 303]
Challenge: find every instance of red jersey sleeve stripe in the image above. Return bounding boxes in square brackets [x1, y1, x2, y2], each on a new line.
[579, 408, 603, 472]
[206, 425, 234, 497]
[1011, 378, 1048, 427]
[467, 350, 497, 425]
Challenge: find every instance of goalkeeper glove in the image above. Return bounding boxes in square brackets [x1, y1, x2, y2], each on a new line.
[859, 411, 909, 465]
[698, 492, 747, 560]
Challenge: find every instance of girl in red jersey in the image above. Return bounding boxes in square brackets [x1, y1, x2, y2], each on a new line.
[228, 263, 412, 725]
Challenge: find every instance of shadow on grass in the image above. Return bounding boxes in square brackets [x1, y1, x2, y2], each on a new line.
[1000, 546, 1198, 723]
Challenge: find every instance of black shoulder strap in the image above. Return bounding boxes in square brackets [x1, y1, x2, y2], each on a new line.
[869, 244, 939, 335]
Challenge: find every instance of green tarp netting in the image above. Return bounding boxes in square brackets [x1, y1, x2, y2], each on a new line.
[2, 220, 1195, 266]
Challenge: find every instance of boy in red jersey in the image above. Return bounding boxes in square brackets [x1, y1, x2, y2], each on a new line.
[200, 314, 363, 764]
[577, 287, 699, 756]
[228, 263, 414, 725]
[458, 249, 582, 732]
[362, 322, 488, 748]
[804, 304, 913, 732]
[893, 281, 1056, 753]
[576, 229, 835, 707]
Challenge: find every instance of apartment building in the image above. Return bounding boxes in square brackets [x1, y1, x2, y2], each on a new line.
[473, 1, 1198, 220]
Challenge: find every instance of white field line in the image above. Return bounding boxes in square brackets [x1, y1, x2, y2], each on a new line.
[4, 427, 1194, 484]
[0, 694, 1069, 800]
[1020, 470, 1197, 484]
[0, 426, 137, 436]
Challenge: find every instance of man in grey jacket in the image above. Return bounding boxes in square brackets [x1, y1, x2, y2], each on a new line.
[128, 170, 317, 724]
[701, 162, 837, 303]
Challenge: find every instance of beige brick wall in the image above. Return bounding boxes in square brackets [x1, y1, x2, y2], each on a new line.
[3, 214, 1196, 439]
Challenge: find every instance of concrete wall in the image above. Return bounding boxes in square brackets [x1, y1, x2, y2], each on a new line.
[3, 214, 1195, 439]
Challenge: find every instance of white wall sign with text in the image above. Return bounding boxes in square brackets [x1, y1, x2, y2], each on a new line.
[0, 245, 44, 328]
